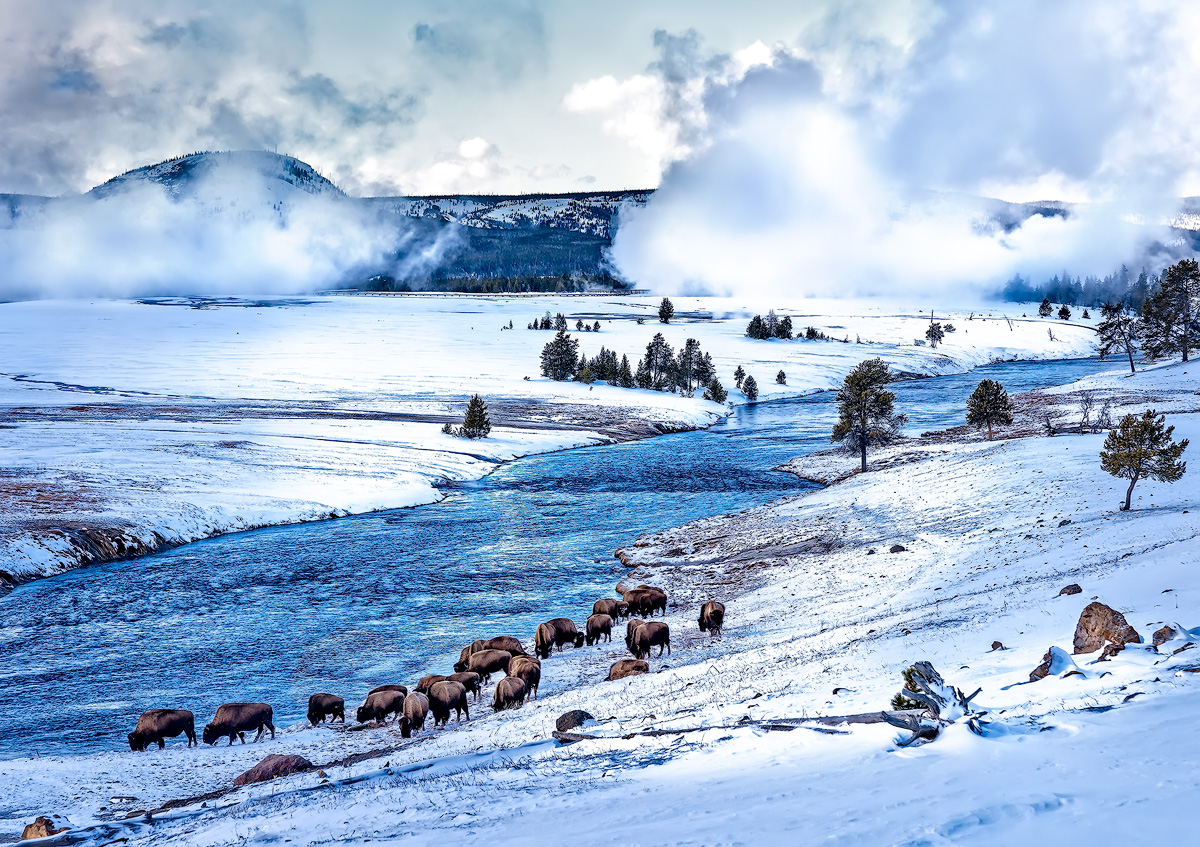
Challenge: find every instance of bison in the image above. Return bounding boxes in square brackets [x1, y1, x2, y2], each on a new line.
[534, 618, 585, 658]
[606, 659, 650, 681]
[506, 656, 541, 700]
[460, 649, 511, 682]
[698, 600, 726, 638]
[586, 613, 613, 646]
[623, 586, 668, 617]
[307, 693, 345, 726]
[428, 680, 470, 727]
[625, 618, 647, 650]
[415, 675, 448, 695]
[448, 671, 483, 701]
[493, 677, 526, 712]
[128, 709, 196, 751]
[202, 703, 275, 746]
[455, 636, 527, 670]
[616, 600, 630, 619]
[399, 692, 429, 738]
[368, 684, 408, 698]
[356, 689, 405, 724]
[592, 598, 620, 620]
[630, 621, 670, 660]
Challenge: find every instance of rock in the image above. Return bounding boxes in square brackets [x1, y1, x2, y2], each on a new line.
[1058, 583, 1082, 596]
[1030, 649, 1054, 682]
[232, 754, 313, 787]
[1098, 641, 1125, 662]
[866, 548, 876, 555]
[555, 710, 595, 732]
[1152, 625, 1177, 648]
[21, 816, 69, 840]
[1058, 519, 1072, 527]
[1030, 646, 1077, 681]
[991, 641, 1004, 651]
[889, 544, 907, 553]
[1073, 602, 1142, 654]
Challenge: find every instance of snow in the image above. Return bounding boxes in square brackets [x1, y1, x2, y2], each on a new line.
[3, 335, 1196, 844]
[0, 294, 1098, 584]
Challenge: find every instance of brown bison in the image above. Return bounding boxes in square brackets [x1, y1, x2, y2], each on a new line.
[428, 680, 470, 727]
[202, 703, 275, 746]
[448, 671, 483, 700]
[493, 677, 526, 712]
[415, 675, 448, 695]
[625, 618, 647, 650]
[698, 600, 726, 638]
[461, 649, 511, 682]
[455, 636, 527, 670]
[616, 600, 630, 619]
[623, 586, 668, 617]
[630, 621, 670, 660]
[128, 709, 196, 751]
[368, 684, 408, 697]
[535, 618, 585, 658]
[507, 656, 541, 700]
[592, 598, 620, 620]
[399, 692, 429, 738]
[606, 659, 650, 681]
[356, 689, 405, 724]
[586, 613, 613, 645]
[307, 693, 345, 726]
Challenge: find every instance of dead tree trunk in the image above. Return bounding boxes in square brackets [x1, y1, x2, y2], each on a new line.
[883, 661, 987, 747]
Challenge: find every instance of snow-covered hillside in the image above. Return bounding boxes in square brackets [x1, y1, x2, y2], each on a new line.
[3, 361, 1195, 845]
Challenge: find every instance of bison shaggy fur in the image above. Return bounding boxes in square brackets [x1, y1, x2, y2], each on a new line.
[606, 659, 650, 681]
[128, 709, 196, 751]
[428, 680, 470, 727]
[399, 692, 429, 738]
[202, 703, 275, 746]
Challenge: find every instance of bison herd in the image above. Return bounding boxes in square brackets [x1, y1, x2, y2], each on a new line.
[126, 585, 727, 752]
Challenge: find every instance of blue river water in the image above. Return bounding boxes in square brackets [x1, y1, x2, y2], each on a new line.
[0, 357, 1113, 758]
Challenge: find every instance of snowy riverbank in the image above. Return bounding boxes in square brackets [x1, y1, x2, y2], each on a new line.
[0, 294, 1097, 586]
[3, 357, 1196, 844]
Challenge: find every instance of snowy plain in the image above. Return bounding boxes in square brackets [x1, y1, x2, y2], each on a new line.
[2, 353, 1196, 845]
[0, 293, 1097, 584]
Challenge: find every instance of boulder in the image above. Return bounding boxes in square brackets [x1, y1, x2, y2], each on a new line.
[1073, 602, 1142, 654]
[990, 641, 1004, 651]
[1058, 519, 1072, 527]
[21, 816, 69, 840]
[1152, 625, 1177, 648]
[1030, 646, 1077, 682]
[555, 710, 595, 733]
[1058, 583, 1082, 596]
[233, 754, 313, 787]
[889, 544, 907, 553]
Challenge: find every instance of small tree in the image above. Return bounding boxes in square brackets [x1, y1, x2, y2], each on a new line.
[576, 319, 584, 331]
[1039, 298, 1053, 318]
[966, 379, 1013, 441]
[658, 297, 675, 324]
[733, 365, 746, 389]
[540, 330, 579, 381]
[617, 354, 635, 388]
[776, 369, 786, 385]
[776, 315, 794, 339]
[703, 377, 728, 403]
[742, 375, 759, 402]
[925, 322, 945, 348]
[593, 321, 601, 332]
[1058, 304, 1072, 320]
[1100, 410, 1188, 510]
[461, 394, 492, 439]
[554, 313, 568, 332]
[575, 365, 595, 384]
[831, 358, 907, 472]
[1081, 309, 1090, 319]
[1097, 301, 1139, 374]
[746, 315, 769, 339]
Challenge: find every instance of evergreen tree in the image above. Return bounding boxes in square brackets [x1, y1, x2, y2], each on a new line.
[830, 358, 907, 472]
[658, 297, 675, 324]
[1058, 304, 1072, 320]
[576, 319, 584, 331]
[575, 364, 595, 384]
[776, 369, 786, 385]
[746, 315, 769, 339]
[593, 321, 601, 332]
[742, 374, 759, 402]
[1081, 309, 1090, 319]
[1100, 410, 1188, 511]
[1097, 301, 1139, 374]
[965, 378, 1014, 441]
[554, 313, 568, 332]
[703, 377, 728, 403]
[617, 354, 635, 388]
[765, 309, 779, 336]
[676, 338, 704, 392]
[776, 315, 794, 339]
[461, 394, 492, 439]
[733, 365, 746, 389]
[925, 322, 945, 348]
[540, 330, 579, 381]
[642, 333, 674, 386]
[1039, 298, 1053, 317]
[1140, 258, 1200, 362]
[635, 357, 652, 389]
[696, 352, 716, 387]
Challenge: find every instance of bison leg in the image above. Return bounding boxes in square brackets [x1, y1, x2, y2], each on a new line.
[157, 736, 166, 750]
[267, 721, 276, 740]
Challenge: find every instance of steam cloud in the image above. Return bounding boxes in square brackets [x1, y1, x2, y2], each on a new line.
[607, 0, 1200, 298]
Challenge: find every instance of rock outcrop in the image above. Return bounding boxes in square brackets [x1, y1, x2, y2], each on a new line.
[1073, 602, 1141, 654]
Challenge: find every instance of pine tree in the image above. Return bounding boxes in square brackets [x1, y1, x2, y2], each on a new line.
[1097, 301, 1139, 374]
[703, 377, 728, 403]
[746, 315, 768, 339]
[617, 354, 635, 388]
[742, 374, 759, 402]
[576, 319, 584, 331]
[776, 369, 786, 384]
[965, 379, 1014, 441]
[830, 358, 907, 472]
[575, 365, 595, 384]
[658, 297, 675, 324]
[461, 394, 492, 439]
[540, 330, 579, 381]
[635, 357, 652, 389]
[676, 338, 704, 392]
[1140, 258, 1200, 362]
[643, 333, 674, 386]
[776, 315, 794, 339]
[1039, 298, 1053, 318]
[1058, 304, 1071, 320]
[593, 321, 601, 332]
[765, 309, 778, 336]
[925, 322, 945, 348]
[1100, 410, 1188, 510]
[733, 365, 745, 389]
[554, 313, 568, 332]
[696, 352, 715, 387]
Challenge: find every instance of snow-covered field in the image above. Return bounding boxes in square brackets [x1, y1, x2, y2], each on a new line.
[0, 294, 1097, 585]
[3, 352, 1195, 845]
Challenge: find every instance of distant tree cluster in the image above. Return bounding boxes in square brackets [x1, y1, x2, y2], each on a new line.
[746, 309, 794, 340]
[1002, 265, 1154, 310]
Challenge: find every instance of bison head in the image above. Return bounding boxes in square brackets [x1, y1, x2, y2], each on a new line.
[452, 659, 468, 673]
[201, 723, 222, 745]
[127, 731, 147, 752]
[356, 706, 372, 724]
[573, 633, 585, 648]
[399, 716, 412, 738]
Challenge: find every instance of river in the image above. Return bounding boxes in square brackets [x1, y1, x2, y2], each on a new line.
[0, 357, 1112, 758]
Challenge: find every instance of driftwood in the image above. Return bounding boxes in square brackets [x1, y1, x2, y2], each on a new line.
[883, 661, 987, 747]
